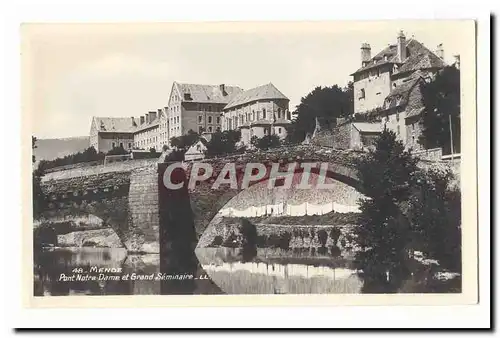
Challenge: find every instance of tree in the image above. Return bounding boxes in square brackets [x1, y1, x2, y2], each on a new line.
[288, 83, 353, 144]
[170, 130, 199, 151]
[407, 168, 461, 272]
[252, 134, 281, 151]
[32, 136, 45, 219]
[149, 147, 157, 153]
[418, 66, 461, 154]
[205, 130, 241, 157]
[354, 129, 419, 290]
[106, 146, 128, 156]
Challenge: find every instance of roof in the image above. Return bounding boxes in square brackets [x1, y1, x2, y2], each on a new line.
[134, 117, 159, 133]
[93, 117, 138, 133]
[185, 139, 208, 155]
[382, 72, 424, 110]
[352, 122, 382, 133]
[174, 82, 243, 104]
[351, 38, 446, 76]
[224, 83, 289, 110]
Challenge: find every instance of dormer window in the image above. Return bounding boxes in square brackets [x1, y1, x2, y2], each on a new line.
[184, 93, 192, 100]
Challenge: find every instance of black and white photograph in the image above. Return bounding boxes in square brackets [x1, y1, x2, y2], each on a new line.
[23, 20, 477, 304]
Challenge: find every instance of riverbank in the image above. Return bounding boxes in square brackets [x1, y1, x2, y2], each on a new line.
[197, 215, 360, 251]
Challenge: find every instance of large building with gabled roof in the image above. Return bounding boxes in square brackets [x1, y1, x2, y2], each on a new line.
[89, 116, 138, 153]
[347, 30, 451, 150]
[166, 81, 243, 138]
[222, 82, 291, 146]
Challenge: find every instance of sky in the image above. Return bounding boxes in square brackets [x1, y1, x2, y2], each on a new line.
[23, 21, 472, 139]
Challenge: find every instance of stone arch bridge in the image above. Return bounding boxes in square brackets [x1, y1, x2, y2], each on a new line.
[39, 144, 456, 254]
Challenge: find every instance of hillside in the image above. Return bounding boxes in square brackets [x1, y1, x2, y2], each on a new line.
[33, 136, 90, 161]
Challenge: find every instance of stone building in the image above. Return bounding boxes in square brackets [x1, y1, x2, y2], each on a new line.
[158, 107, 169, 150]
[166, 82, 243, 139]
[222, 83, 291, 146]
[348, 31, 448, 150]
[133, 111, 160, 151]
[89, 117, 137, 153]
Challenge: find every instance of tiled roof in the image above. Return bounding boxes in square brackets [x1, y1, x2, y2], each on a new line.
[93, 117, 138, 133]
[251, 120, 273, 126]
[134, 117, 159, 133]
[351, 39, 445, 76]
[383, 73, 423, 110]
[224, 83, 289, 110]
[396, 40, 446, 74]
[352, 122, 382, 133]
[175, 82, 243, 104]
[273, 118, 292, 125]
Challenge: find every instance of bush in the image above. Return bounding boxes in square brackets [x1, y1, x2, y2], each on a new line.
[38, 146, 105, 171]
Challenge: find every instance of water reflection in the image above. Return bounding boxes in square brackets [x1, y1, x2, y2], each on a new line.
[34, 248, 160, 296]
[195, 247, 362, 294]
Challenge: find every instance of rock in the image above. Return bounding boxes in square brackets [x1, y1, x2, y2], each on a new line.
[57, 228, 123, 248]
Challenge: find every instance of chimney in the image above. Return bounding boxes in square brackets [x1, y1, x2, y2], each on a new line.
[361, 43, 371, 67]
[397, 30, 407, 62]
[145, 114, 150, 124]
[436, 43, 444, 60]
[149, 111, 157, 122]
[140, 116, 145, 125]
[131, 117, 137, 127]
[220, 84, 227, 96]
[453, 54, 460, 70]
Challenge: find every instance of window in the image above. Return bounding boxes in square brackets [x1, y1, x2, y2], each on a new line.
[119, 142, 123, 148]
[278, 127, 282, 134]
[216, 116, 220, 124]
[216, 127, 220, 132]
[263, 108, 266, 119]
[396, 112, 400, 122]
[252, 110, 255, 121]
[277, 108, 281, 119]
[208, 126, 212, 132]
[199, 126, 203, 133]
[198, 115, 203, 123]
[264, 128, 268, 135]
[359, 88, 365, 99]
[208, 105, 212, 112]
[128, 143, 132, 148]
[208, 116, 212, 124]
[112, 142, 116, 148]
[397, 125, 400, 135]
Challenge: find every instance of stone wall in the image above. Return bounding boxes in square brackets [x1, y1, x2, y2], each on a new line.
[127, 165, 160, 253]
[354, 70, 392, 114]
